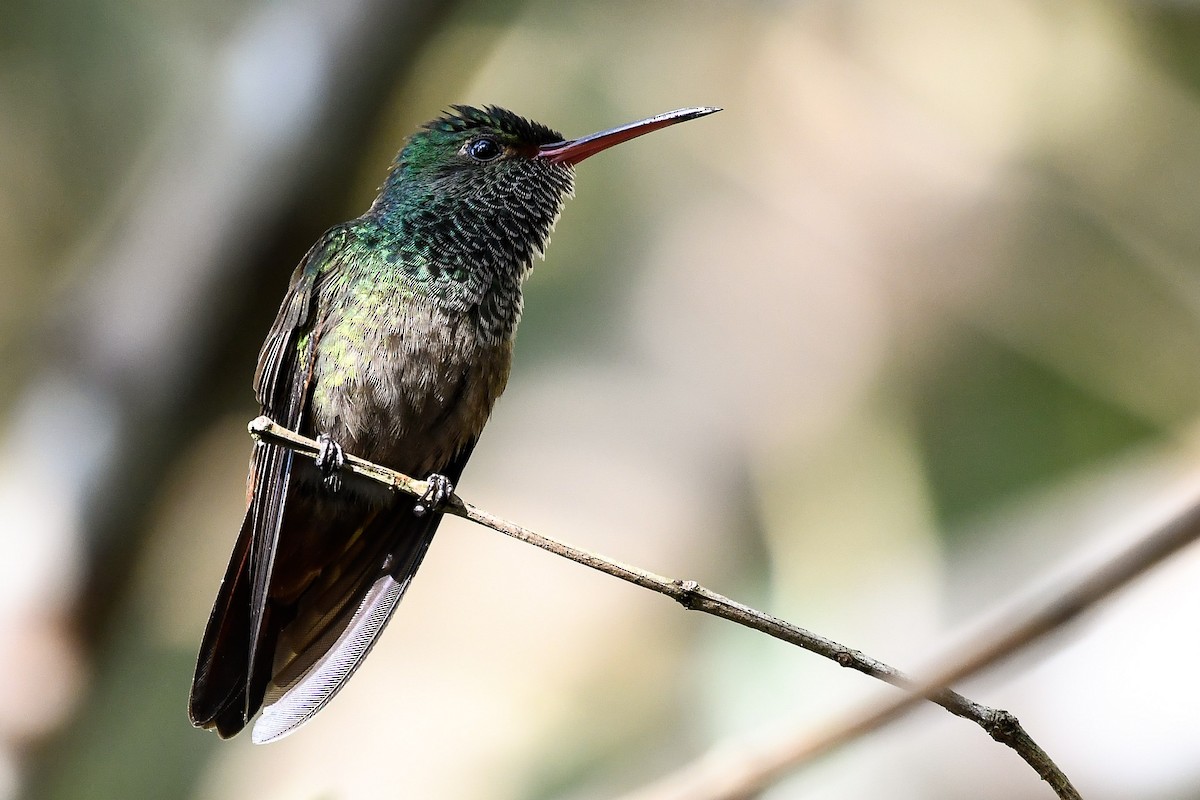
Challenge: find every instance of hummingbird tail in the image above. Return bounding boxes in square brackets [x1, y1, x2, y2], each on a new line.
[188, 507, 277, 737]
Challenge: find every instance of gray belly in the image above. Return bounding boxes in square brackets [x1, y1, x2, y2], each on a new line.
[309, 300, 512, 479]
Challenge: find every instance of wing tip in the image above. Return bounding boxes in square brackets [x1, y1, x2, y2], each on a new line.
[248, 573, 409, 744]
[251, 708, 303, 744]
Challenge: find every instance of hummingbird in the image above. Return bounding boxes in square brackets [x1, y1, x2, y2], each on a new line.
[188, 104, 720, 742]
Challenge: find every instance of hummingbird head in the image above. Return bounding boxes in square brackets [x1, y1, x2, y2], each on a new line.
[375, 105, 575, 289]
[373, 104, 720, 338]
[390, 104, 573, 206]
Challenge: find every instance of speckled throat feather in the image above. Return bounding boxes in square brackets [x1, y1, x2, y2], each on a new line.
[369, 114, 576, 343]
[394, 163, 573, 342]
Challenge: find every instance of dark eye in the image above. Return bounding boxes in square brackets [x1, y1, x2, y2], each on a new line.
[466, 137, 503, 162]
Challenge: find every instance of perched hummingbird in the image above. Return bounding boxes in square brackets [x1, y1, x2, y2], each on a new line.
[188, 104, 720, 742]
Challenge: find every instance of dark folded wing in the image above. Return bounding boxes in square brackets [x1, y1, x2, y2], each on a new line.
[189, 226, 347, 735]
[251, 440, 477, 743]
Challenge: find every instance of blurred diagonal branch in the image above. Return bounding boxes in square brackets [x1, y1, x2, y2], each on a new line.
[620, 489, 1200, 800]
[249, 416, 1082, 799]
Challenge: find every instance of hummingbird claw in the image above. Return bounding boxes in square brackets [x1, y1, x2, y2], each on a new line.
[315, 434, 346, 493]
[413, 473, 454, 516]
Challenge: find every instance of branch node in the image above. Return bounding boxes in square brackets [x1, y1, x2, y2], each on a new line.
[673, 579, 704, 610]
[248, 414, 273, 438]
[981, 708, 1022, 742]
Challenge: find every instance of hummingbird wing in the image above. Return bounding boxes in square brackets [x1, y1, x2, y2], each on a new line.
[249, 440, 476, 744]
[189, 227, 347, 736]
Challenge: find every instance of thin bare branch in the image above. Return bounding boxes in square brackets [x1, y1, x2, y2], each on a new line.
[618, 487, 1200, 800]
[247, 415, 1082, 799]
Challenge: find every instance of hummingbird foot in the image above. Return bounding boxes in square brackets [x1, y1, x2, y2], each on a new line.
[413, 473, 454, 516]
[315, 434, 346, 492]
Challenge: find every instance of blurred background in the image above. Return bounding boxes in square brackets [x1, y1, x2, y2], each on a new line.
[4, 0, 1200, 797]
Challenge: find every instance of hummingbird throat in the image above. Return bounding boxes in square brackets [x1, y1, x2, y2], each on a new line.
[375, 161, 576, 343]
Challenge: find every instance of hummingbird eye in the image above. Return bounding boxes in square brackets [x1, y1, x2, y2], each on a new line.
[465, 137, 503, 163]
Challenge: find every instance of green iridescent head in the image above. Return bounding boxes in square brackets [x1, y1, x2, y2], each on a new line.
[369, 104, 720, 339]
[375, 103, 721, 230]
[373, 105, 576, 284]
[395, 105, 567, 190]
[384, 106, 573, 208]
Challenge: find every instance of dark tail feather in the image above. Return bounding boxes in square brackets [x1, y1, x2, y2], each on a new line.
[193, 441, 479, 740]
[188, 509, 277, 738]
[250, 498, 441, 743]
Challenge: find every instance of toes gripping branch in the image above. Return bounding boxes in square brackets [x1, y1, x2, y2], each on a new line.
[315, 434, 346, 492]
[414, 473, 454, 516]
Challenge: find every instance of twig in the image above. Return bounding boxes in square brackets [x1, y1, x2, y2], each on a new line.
[623, 487, 1200, 800]
[247, 415, 1081, 798]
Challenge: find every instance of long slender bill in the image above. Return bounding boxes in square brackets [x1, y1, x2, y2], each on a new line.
[537, 106, 721, 165]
